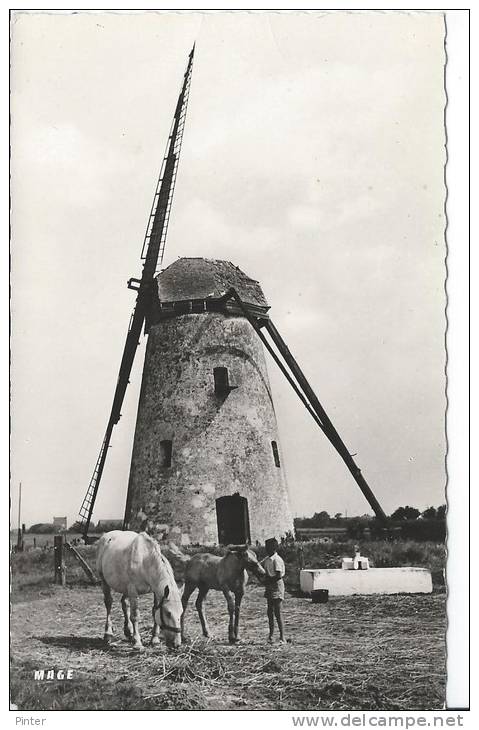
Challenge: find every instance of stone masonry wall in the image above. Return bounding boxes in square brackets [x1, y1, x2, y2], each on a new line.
[126, 312, 293, 544]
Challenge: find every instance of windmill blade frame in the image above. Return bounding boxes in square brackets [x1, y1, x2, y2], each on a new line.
[78, 46, 195, 540]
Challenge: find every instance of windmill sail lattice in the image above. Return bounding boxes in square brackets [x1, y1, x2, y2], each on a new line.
[78, 46, 195, 539]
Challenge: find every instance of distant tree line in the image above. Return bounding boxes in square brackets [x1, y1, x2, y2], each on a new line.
[294, 504, 447, 542]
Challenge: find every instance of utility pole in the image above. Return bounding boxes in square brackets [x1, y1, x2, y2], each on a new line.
[16, 482, 23, 552]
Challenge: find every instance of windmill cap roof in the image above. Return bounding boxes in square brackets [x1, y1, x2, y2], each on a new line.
[156, 257, 269, 309]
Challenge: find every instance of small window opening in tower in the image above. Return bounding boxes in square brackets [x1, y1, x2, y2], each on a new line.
[159, 440, 172, 467]
[271, 441, 281, 468]
[214, 367, 230, 397]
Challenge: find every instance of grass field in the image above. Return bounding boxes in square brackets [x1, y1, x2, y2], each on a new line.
[10, 541, 446, 711]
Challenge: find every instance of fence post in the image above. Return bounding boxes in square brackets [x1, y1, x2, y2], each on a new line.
[54, 535, 66, 586]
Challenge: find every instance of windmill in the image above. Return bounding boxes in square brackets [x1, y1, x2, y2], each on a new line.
[78, 46, 387, 545]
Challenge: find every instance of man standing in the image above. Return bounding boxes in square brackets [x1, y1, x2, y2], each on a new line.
[262, 537, 286, 644]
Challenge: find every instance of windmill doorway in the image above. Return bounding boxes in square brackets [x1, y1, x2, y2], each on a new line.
[216, 493, 251, 545]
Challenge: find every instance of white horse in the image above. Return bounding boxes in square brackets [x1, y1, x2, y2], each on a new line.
[96, 530, 183, 650]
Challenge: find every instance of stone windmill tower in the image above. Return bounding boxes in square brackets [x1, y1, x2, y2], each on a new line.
[78, 48, 387, 544]
[123, 258, 293, 545]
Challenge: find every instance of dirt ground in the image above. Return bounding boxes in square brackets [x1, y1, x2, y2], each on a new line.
[10, 580, 446, 711]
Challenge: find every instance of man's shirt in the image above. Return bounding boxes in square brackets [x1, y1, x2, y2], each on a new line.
[262, 552, 285, 578]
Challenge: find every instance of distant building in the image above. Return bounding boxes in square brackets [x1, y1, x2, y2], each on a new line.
[53, 516, 67, 531]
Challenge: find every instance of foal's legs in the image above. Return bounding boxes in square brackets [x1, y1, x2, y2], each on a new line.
[151, 596, 160, 646]
[222, 588, 236, 644]
[129, 592, 143, 650]
[180, 580, 196, 640]
[195, 583, 210, 638]
[233, 590, 243, 642]
[101, 580, 114, 645]
[121, 594, 134, 641]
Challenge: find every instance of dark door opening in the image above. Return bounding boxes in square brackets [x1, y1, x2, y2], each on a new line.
[216, 493, 251, 545]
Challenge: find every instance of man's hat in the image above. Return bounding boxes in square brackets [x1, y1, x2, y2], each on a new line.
[265, 537, 278, 549]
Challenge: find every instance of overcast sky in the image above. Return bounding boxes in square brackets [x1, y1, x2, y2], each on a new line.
[10, 11, 446, 528]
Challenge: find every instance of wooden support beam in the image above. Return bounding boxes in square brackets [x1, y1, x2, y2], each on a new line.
[64, 540, 97, 584]
[263, 319, 388, 524]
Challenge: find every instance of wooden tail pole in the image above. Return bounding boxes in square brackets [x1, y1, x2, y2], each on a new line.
[263, 319, 388, 524]
[222, 288, 388, 525]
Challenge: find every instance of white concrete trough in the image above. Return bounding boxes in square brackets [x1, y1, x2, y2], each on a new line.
[300, 567, 433, 596]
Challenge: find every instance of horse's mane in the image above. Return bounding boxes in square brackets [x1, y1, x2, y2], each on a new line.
[140, 532, 177, 587]
[159, 551, 177, 585]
